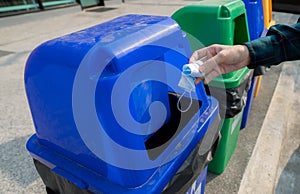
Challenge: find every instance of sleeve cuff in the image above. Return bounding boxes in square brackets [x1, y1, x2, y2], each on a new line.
[243, 42, 257, 69]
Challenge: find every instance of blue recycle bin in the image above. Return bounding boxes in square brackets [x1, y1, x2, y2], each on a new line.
[25, 14, 220, 193]
[240, 0, 264, 129]
[242, 0, 264, 40]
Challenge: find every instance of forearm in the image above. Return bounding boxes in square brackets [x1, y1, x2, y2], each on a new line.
[245, 22, 300, 69]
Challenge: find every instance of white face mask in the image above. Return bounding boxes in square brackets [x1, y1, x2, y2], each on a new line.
[178, 73, 196, 92]
[183, 60, 204, 77]
[177, 60, 204, 112]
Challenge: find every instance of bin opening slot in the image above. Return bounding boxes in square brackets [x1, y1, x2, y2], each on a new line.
[145, 92, 202, 160]
[233, 13, 249, 44]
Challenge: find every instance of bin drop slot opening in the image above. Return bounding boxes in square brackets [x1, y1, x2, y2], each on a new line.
[145, 92, 202, 160]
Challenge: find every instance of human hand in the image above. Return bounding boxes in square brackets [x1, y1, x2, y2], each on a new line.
[190, 44, 251, 84]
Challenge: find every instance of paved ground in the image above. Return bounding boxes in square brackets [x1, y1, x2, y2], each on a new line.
[0, 0, 299, 193]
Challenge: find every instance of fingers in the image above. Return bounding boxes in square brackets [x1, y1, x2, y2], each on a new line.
[194, 77, 202, 85]
[190, 45, 227, 84]
[189, 48, 208, 63]
[193, 68, 220, 85]
[198, 53, 225, 83]
[199, 53, 223, 74]
[190, 51, 222, 85]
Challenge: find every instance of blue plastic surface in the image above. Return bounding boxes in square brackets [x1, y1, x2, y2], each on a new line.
[186, 166, 208, 194]
[25, 14, 219, 193]
[242, 0, 264, 40]
[241, 0, 264, 129]
[241, 76, 257, 129]
[241, 26, 268, 129]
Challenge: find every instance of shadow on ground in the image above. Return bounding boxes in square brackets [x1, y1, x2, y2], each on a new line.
[0, 135, 40, 187]
[85, 7, 117, 12]
[275, 145, 300, 194]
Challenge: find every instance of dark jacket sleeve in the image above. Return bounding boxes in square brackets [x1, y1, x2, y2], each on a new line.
[244, 21, 300, 69]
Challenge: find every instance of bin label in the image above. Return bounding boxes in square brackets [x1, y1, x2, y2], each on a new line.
[186, 176, 202, 194]
[231, 111, 243, 135]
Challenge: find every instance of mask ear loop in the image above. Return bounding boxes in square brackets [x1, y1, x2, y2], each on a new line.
[177, 91, 193, 113]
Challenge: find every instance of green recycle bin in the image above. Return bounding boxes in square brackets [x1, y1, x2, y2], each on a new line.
[205, 68, 252, 174]
[172, 0, 252, 174]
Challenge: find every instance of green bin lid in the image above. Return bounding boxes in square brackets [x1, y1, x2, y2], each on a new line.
[172, 0, 250, 50]
[207, 67, 249, 88]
